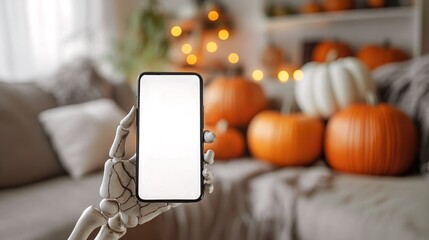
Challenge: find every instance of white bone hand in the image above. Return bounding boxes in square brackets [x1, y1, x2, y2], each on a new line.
[69, 106, 215, 240]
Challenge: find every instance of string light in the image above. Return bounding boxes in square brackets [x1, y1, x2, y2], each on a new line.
[208, 10, 219, 21]
[170, 26, 182, 37]
[278, 70, 289, 83]
[293, 70, 303, 81]
[218, 29, 229, 40]
[228, 53, 239, 64]
[252, 70, 264, 81]
[206, 42, 218, 53]
[181, 43, 192, 54]
[186, 54, 197, 65]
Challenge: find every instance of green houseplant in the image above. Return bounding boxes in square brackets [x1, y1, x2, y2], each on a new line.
[111, 0, 169, 85]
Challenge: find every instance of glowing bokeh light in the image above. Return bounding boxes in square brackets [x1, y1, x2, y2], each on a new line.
[206, 42, 218, 53]
[252, 70, 264, 81]
[208, 11, 219, 21]
[181, 43, 192, 54]
[218, 29, 229, 40]
[170, 26, 182, 37]
[293, 70, 304, 81]
[278, 70, 289, 83]
[228, 53, 239, 64]
[186, 54, 197, 65]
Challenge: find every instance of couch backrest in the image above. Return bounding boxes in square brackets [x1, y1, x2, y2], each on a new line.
[0, 82, 65, 188]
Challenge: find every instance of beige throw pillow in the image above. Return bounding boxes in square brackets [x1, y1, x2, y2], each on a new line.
[39, 99, 136, 178]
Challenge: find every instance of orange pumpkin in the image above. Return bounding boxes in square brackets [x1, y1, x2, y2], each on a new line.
[357, 42, 409, 70]
[367, 0, 385, 8]
[301, 2, 323, 14]
[205, 76, 268, 127]
[248, 111, 324, 166]
[323, 0, 353, 11]
[325, 103, 417, 176]
[261, 44, 284, 69]
[204, 120, 245, 160]
[312, 40, 353, 62]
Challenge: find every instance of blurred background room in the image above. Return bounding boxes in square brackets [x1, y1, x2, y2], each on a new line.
[1, 0, 429, 239]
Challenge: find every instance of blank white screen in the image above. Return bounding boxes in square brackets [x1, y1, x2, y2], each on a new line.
[138, 74, 201, 201]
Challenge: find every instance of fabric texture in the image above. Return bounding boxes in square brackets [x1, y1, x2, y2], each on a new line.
[1, 159, 428, 240]
[0, 82, 64, 188]
[36, 59, 113, 106]
[39, 99, 136, 179]
[246, 164, 332, 240]
[296, 173, 429, 240]
[0, 173, 102, 240]
[373, 55, 429, 175]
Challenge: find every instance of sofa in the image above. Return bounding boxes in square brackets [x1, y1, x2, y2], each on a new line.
[1, 59, 429, 240]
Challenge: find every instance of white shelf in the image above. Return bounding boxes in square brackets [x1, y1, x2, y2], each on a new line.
[266, 6, 415, 31]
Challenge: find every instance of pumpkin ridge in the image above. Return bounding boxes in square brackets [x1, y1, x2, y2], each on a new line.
[349, 108, 365, 172]
[270, 113, 278, 163]
[263, 112, 273, 162]
[277, 115, 284, 164]
[389, 107, 399, 173]
[291, 117, 297, 164]
[367, 107, 375, 174]
[389, 107, 403, 174]
[229, 80, 237, 125]
[376, 106, 385, 175]
[232, 79, 239, 125]
[394, 108, 405, 173]
[350, 108, 359, 173]
[326, 63, 339, 114]
[354, 107, 364, 172]
[383, 106, 394, 174]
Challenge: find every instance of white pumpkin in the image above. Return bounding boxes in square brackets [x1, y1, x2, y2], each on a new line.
[295, 57, 376, 118]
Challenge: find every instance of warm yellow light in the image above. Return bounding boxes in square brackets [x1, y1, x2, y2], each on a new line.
[293, 70, 304, 81]
[208, 10, 219, 21]
[252, 70, 264, 81]
[170, 26, 182, 37]
[278, 70, 289, 83]
[186, 54, 197, 65]
[228, 53, 239, 64]
[218, 29, 229, 40]
[206, 42, 218, 53]
[181, 43, 192, 54]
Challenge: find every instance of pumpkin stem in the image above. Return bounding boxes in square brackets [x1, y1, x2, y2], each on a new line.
[227, 65, 243, 78]
[281, 87, 296, 115]
[216, 119, 228, 134]
[383, 39, 391, 49]
[325, 49, 338, 62]
[365, 92, 379, 105]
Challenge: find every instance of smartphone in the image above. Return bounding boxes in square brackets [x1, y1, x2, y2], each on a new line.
[136, 72, 204, 202]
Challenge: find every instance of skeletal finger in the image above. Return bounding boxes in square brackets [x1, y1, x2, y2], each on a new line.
[203, 130, 216, 143]
[109, 106, 136, 160]
[204, 150, 215, 165]
[203, 168, 214, 183]
[120, 106, 137, 129]
[204, 183, 214, 193]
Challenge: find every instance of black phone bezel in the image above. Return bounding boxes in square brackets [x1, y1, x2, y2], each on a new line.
[136, 72, 204, 203]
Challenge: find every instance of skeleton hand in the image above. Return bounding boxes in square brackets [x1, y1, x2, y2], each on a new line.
[69, 106, 215, 240]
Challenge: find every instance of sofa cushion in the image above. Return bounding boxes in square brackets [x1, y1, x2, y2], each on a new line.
[0, 173, 102, 240]
[36, 59, 113, 106]
[296, 173, 429, 240]
[38, 99, 136, 178]
[0, 159, 274, 240]
[0, 82, 65, 188]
